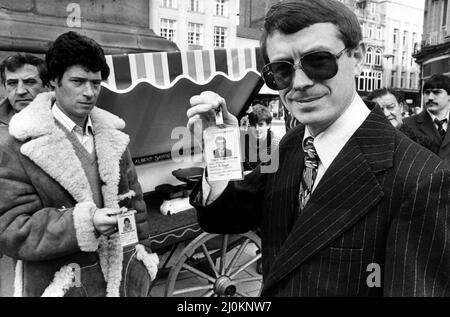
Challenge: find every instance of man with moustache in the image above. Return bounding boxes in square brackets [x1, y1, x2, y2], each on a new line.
[187, 0, 450, 296]
[401, 74, 450, 166]
[0, 54, 47, 125]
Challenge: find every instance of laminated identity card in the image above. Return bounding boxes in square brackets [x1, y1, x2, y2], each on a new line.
[117, 210, 139, 247]
[203, 126, 243, 182]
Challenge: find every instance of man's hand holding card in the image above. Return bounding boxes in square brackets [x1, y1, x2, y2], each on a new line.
[187, 91, 243, 182]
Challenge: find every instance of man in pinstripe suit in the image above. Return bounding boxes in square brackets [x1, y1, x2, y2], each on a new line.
[187, 0, 450, 296]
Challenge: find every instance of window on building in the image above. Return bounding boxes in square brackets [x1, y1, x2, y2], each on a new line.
[215, 0, 228, 16]
[391, 70, 397, 87]
[367, 71, 373, 91]
[409, 73, 415, 88]
[160, 18, 176, 42]
[412, 32, 417, 48]
[376, 72, 382, 89]
[369, 2, 376, 15]
[214, 26, 227, 47]
[367, 24, 374, 39]
[401, 71, 406, 88]
[357, 70, 382, 92]
[393, 28, 399, 44]
[375, 49, 382, 66]
[443, 0, 448, 26]
[189, 0, 203, 12]
[358, 72, 366, 91]
[402, 51, 406, 66]
[403, 31, 408, 46]
[365, 47, 373, 64]
[376, 27, 383, 40]
[161, 0, 177, 9]
[188, 22, 203, 45]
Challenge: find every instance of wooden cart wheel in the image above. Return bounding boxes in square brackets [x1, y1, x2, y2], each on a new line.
[165, 232, 262, 297]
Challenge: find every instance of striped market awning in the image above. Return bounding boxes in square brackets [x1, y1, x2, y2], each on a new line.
[104, 47, 265, 91]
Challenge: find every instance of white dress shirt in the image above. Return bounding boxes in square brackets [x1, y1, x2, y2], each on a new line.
[426, 109, 449, 132]
[52, 103, 95, 154]
[304, 94, 370, 192]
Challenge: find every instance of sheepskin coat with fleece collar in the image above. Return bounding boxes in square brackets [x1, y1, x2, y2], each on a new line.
[0, 92, 152, 297]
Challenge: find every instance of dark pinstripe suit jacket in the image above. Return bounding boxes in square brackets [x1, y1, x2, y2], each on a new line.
[190, 105, 450, 297]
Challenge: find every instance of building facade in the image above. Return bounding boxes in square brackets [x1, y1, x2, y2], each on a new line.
[236, 0, 276, 48]
[414, 0, 450, 83]
[0, 0, 177, 60]
[349, 0, 386, 96]
[379, 0, 423, 104]
[344, 0, 423, 102]
[149, 0, 238, 51]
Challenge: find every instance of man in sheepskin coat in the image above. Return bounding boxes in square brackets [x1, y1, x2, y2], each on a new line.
[0, 31, 157, 297]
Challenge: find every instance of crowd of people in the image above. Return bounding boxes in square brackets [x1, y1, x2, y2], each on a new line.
[1, 0, 450, 297]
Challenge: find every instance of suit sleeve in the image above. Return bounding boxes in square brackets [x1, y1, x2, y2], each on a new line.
[0, 140, 98, 262]
[384, 169, 450, 296]
[189, 165, 267, 234]
[118, 148, 148, 241]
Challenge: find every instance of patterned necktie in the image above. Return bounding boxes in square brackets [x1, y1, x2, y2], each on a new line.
[299, 136, 319, 211]
[434, 118, 447, 139]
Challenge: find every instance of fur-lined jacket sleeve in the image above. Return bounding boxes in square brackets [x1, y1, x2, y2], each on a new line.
[0, 133, 98, 261]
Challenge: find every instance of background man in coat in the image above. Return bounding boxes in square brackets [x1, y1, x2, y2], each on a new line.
[0, 31, 155, 297]
[0, 53, 48, 296]
[0, 53, 47, 125]
[400, 74, 450, 166]
[187, 0, 450, 296]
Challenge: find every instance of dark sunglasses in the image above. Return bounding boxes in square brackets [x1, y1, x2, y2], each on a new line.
[261, 48, 348, 90]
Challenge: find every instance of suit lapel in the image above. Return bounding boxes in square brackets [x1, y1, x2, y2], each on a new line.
[440, 118, 450, 149]
[417, 111, 441, 144]
[263, 108, 393, 291]
[268, 125, 305, 243]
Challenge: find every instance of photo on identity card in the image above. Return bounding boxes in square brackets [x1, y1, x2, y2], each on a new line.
[203, 126, 243, 182]
[117, 211, 139, 247]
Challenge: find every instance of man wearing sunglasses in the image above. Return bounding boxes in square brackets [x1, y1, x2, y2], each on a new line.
[187, 0, 450, 297]
[400, 74, 450, 167]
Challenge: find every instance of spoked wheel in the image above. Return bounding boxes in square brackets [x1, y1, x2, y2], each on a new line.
[165, 232, 262, 297]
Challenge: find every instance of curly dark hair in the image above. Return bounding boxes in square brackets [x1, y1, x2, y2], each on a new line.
[0, 53, 47, 86]
[46, 31, 110, 83]
[260, 0, 362, 64]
